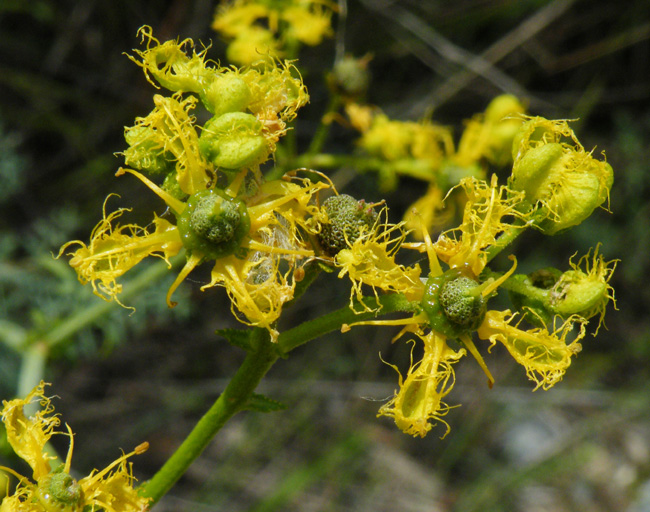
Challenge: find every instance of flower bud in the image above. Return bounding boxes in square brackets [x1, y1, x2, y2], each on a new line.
[547, 247, 615, 326]
[484, 94, 525, 124]
[328, 55, 371, 99]
[483, 94, 526, 166]
[510, 142, 565, 202]
[510, 117, 613, 234]
[226, 27, 279, 66]
[200, 73, 252, 116]
[198, 112, 268, 170]
[123, 125, 174, 175]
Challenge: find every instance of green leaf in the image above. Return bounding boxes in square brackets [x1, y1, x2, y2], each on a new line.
[215, 328, 254, 351]
[244, 393, 287, 413]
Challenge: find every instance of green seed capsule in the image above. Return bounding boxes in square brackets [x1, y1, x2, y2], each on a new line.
[420, 268, 487, 338]
[177, 189, 250, 259]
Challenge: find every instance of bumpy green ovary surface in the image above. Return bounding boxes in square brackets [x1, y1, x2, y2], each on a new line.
[317, 194, 378, 256]
[37, 468, 83, 511]
[177, 189, 250, 259]
[421, 269, 487, 338]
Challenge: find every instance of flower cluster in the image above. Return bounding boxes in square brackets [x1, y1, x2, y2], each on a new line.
[0, 383, 149, 512]
[212, 0, 336, 65]
[58, 27, 616, 442]
[59, 29, 327, 341]
[345, 95, 528, 238]
[337, 115, 615, 437]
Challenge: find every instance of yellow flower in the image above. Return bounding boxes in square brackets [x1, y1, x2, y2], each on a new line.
[478, 310, 584, 390]
[212, 1, 269, 39]
[60, 169, 327, 342]
[510, 116, 613, 234]
[342, 175, 593, 436]
[124, 30, 309, 165]
[548, 245, 617, 331]
[1, 383, 58, 482]
[127, 25, 223, 95]
[455, 94, 526, 167]
[433, 174, 528, 276]
[225, 27, 281, 66]
[123, 93, 211, 195]
[281, 4, 334, 46]
[212, 0, 336, 65]
[331, 210, 424, 311]
[1, 383, 150, 512]
[357, 113, 453, 165]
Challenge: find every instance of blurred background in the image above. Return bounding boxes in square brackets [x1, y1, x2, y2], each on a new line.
[1, 0, 649, 510]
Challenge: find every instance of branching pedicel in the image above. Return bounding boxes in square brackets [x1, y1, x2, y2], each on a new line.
[0, 11, 618, 511]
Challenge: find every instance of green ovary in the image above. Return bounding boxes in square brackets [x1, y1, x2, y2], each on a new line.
[177, 189, 251, 259]
[421, 270, 487, 338]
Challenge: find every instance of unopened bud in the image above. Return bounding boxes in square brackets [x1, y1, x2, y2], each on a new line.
[200, 73, 252, 116]
[199, 112, 268, 170]
[509, 117, 613, 234]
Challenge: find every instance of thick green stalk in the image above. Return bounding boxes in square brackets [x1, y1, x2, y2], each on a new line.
[142, 327, 279, 504]
[278, 293, 417, 354]
[142, 293, 416, 505]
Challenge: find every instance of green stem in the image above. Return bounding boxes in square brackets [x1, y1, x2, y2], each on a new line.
[278, 293, 417, 354]
[484, 208, 548, 263]
[142, 327, 279, 504]
[18, 343, 49, 412]
[306, 95, 342, 156]
[142, 293, 416, 505]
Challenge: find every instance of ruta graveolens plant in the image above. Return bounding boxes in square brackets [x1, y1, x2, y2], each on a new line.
[2, 5, 616, 510]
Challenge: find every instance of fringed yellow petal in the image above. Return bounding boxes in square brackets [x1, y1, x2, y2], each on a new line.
[434, 174, 528, 276]
[477, 310, 585, 390]
[206, 255, 287, 342]
[334, 216, 424, 311]
[1, 384, 150, 512]
[127, 25, 215, 93]
[1, 382, 57, 481]
[121, 93, 211, 195]
[59, 199, 183, 307]
[549, 244, 617, 333]
[378, 331, 465, 438]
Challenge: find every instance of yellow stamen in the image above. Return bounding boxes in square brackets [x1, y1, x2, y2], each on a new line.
[481, 254, 517, 298]
[167, 252, 202, 306]
[117, 167, 186, 215]
[459, 333, 495, 388]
